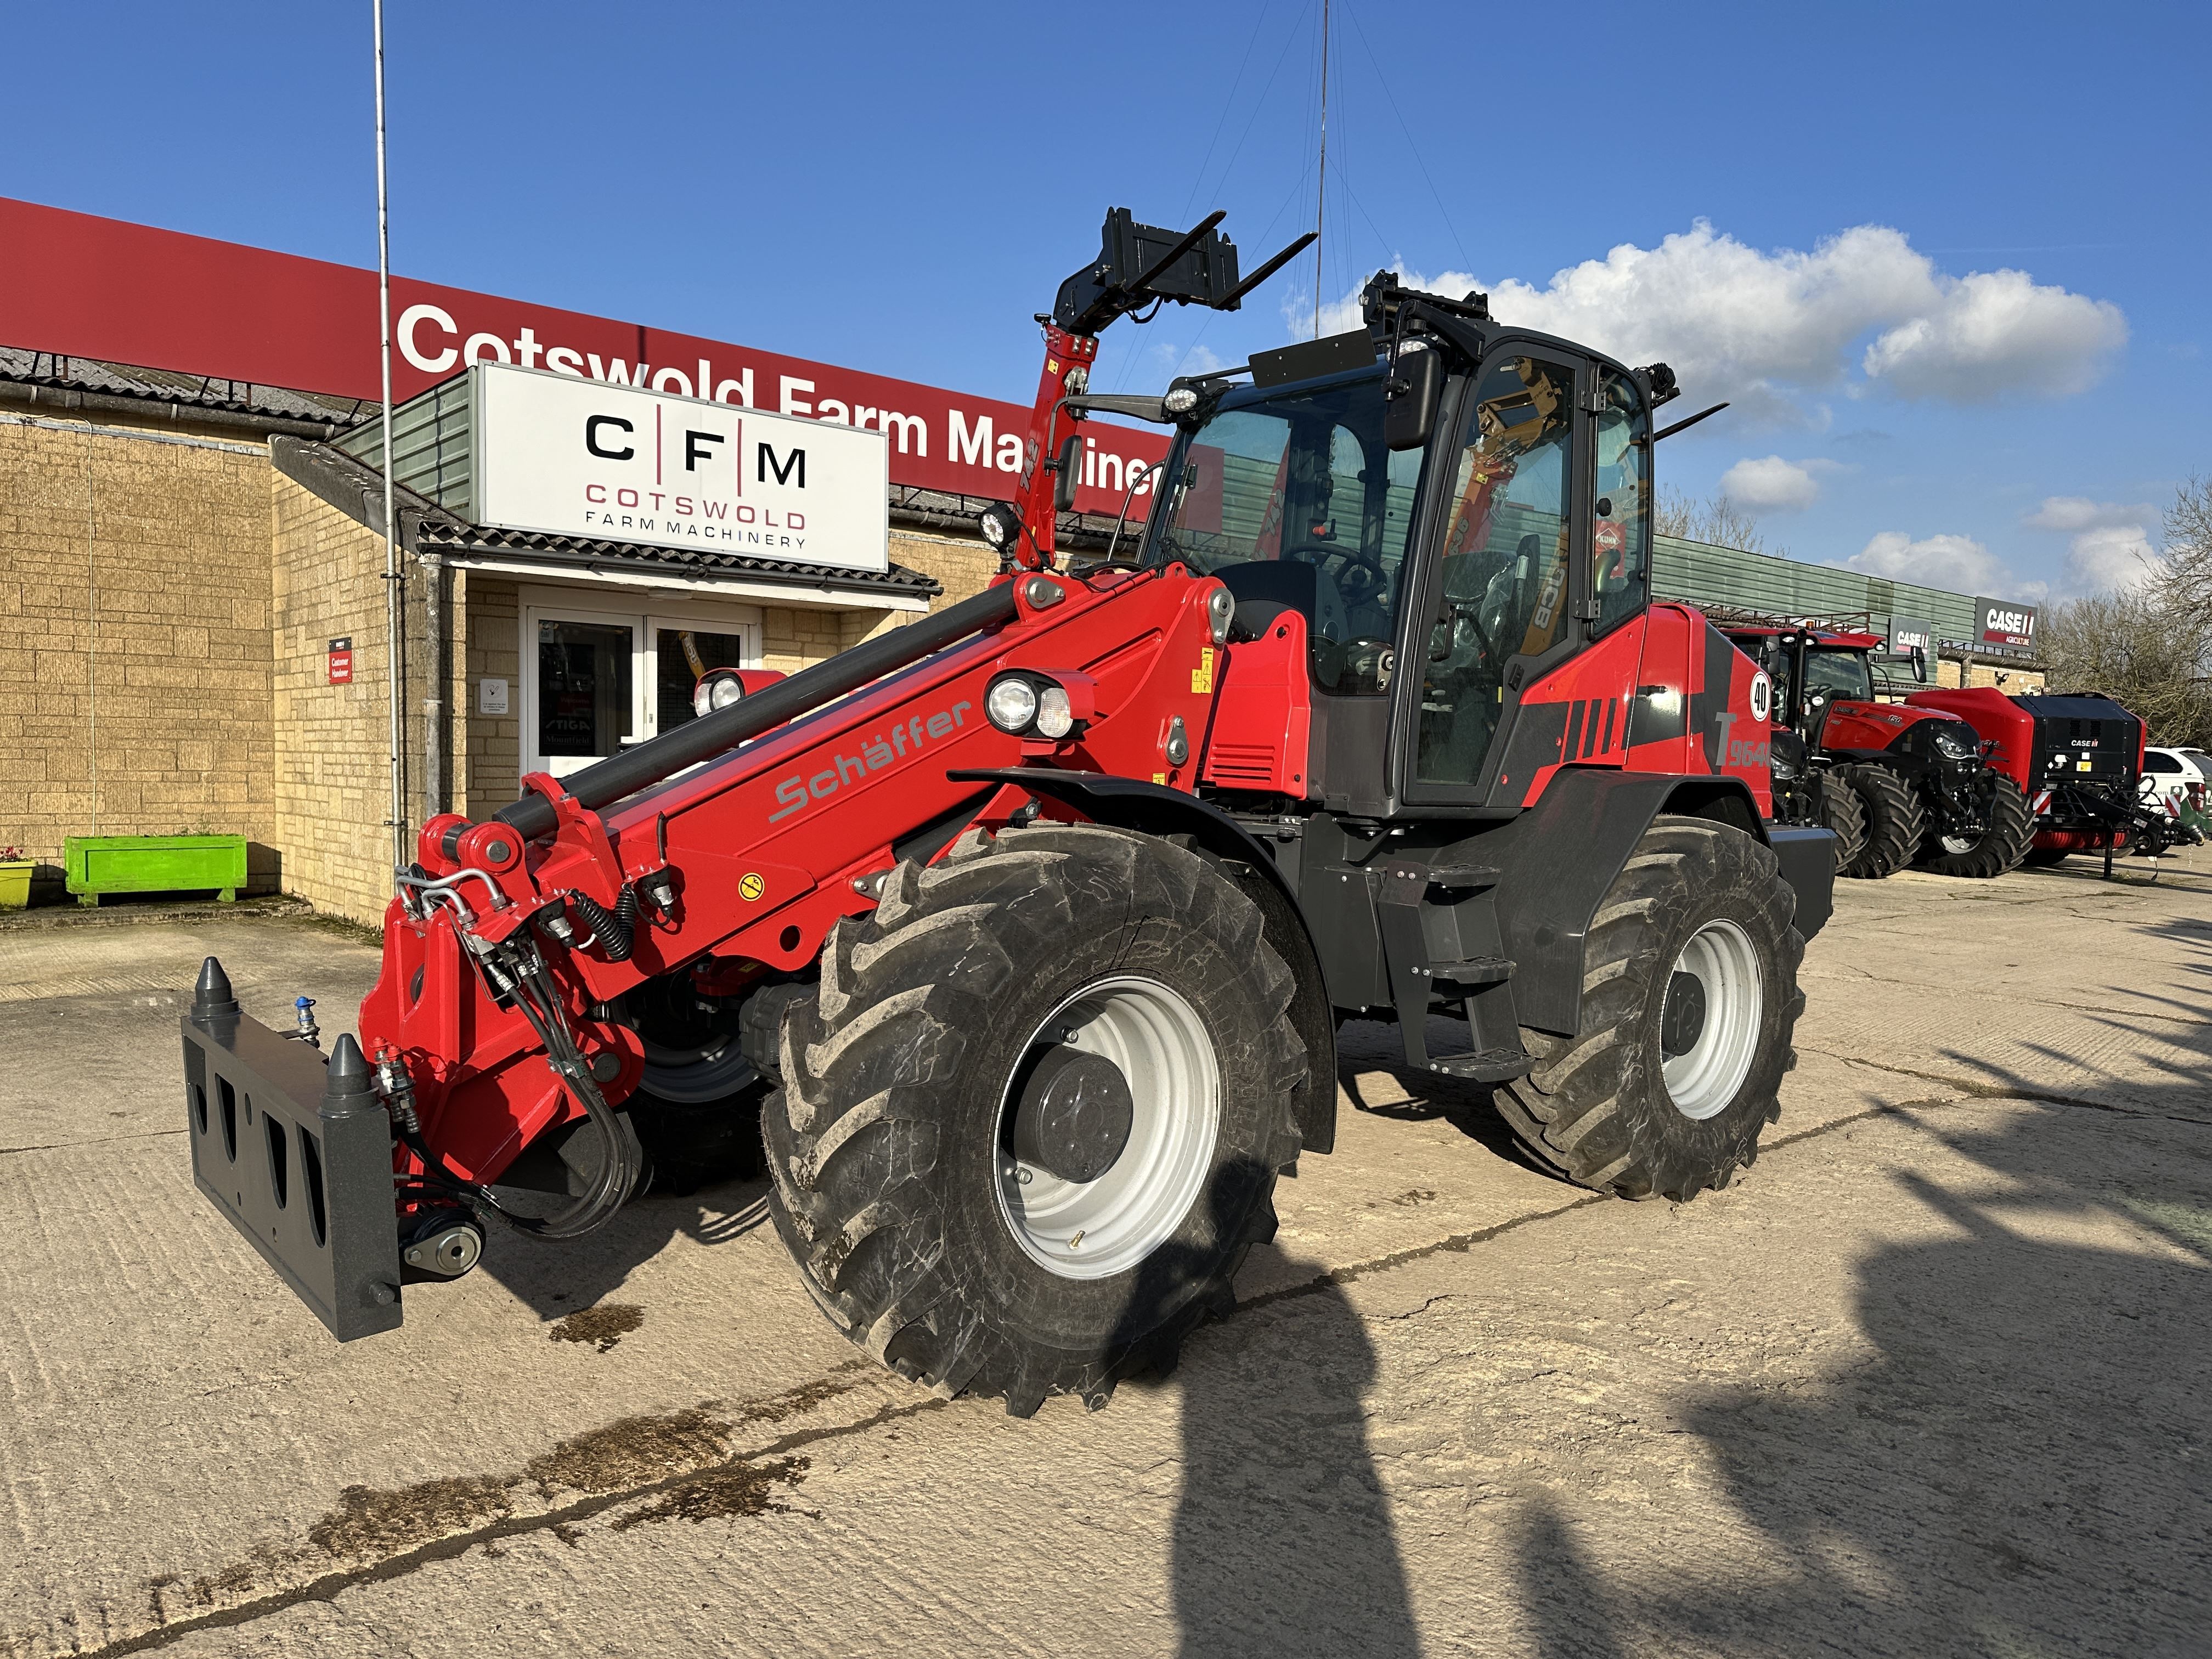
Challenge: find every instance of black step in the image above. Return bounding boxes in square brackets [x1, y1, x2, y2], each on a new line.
[1414, 955, 1514, 987]
[1421, 1046, 1535, 1083]
[1425, 864, 1502, 889]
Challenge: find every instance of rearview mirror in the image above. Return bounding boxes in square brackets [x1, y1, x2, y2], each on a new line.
[1054, 433, 1085, 514]
[1910, 645, 1928, 684]
[1385, 348, 1444, 451]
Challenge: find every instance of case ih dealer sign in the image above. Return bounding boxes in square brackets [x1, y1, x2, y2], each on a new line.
[476, 364, 890, 573]
[1975, 597, 2040, 652]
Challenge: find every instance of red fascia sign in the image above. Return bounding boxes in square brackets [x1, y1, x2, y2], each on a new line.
[0, 196, 1167, 517]
[327, 637, 354, 685]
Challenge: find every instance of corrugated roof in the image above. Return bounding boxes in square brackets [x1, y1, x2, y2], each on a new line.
[0, 347, 374, 426]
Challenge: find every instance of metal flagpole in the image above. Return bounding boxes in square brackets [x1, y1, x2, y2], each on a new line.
[1313, 0, 1329, 340]
[374, 0, 406, 872]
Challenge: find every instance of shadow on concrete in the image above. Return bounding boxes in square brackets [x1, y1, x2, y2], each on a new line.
[1509, 918, 2212, 1654]
[1336, 1017, 1568, 1183]
[473, 1175, 770, 1321]
[1161, 1160, 1422, 1657]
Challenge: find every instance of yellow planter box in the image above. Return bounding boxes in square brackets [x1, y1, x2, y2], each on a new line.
[0, 862, 31, 910]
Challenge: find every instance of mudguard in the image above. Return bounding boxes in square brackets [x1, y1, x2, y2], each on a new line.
[1482, 769, 1829, 1039]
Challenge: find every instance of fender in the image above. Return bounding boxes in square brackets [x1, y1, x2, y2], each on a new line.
[950, 766, 1338, 1156]
[1481, 769, 1830, 1038]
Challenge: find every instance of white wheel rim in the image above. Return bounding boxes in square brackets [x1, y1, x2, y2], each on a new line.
[1941, 833, 1976, 855]
[1660, 919, 1764, 1121]
[994, 976, 1220, 1280]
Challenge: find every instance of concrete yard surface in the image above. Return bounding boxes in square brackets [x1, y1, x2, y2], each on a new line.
[2, 855, 2207, 1657]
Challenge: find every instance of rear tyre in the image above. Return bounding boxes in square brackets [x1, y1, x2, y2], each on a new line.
[1494, 817, 1804, 1201]
[761, 825, 1309, 1417]
[1816, 772, 1867, 873]
[1918, 772, 2035, 878]
[1838, 764, 1925, 879]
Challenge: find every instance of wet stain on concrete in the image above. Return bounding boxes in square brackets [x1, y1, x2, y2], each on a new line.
[549, 1302, 645, 1352]
[121, 1363, 904, 1644]
[307, 1475, 518, 1559]
[526, 1407, 737, 1497]
[608, 1456, 810, 1531]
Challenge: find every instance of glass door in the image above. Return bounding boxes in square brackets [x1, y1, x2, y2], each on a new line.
[526, 607, 645, 778]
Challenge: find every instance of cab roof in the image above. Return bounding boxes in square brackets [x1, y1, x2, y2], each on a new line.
[1718, 623, 1886, 651]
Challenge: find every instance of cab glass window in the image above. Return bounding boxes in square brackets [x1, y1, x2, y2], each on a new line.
[1592, 371, 1650, 634]
[1414, 354, 1577, 789]
[1154, 371, 1424, 695]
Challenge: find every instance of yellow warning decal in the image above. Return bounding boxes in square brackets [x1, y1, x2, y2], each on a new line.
[738, 872, 765, 901]
[1190, 647, 1216, 695]
[1153, 771, 1168, 785]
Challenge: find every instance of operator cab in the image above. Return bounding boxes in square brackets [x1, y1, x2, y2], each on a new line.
[1139, 279, 1663, 817]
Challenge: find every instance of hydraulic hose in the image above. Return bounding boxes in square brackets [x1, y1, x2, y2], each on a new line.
[495, 581, 1020, 841]
[564, 886, 637, 962]
[405, 936, 638, 1242]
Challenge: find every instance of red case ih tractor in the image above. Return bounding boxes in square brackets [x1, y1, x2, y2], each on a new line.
[180, 210, 1833, 1416]
[1717, 618, 2034, 879]
[1911, 689, 2198, 869]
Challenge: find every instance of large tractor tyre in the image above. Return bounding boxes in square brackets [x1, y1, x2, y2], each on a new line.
[1837, 763, 1926, 879]
[1816, 773, 1868, 874]
[1918, 772, 2036, 878]
[761, 824, 1309, 1417]
[2022, 846, 2071, 868]
[1492, 816, 1804, 1202]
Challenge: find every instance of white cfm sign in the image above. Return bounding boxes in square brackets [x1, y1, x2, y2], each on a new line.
[473, 363, 890, 573]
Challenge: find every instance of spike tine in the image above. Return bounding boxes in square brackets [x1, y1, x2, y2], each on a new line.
[1221, 231, 1318, 308]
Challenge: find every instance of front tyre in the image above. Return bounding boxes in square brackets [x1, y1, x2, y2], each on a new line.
[1494, 817, 1804, 1201]
[762, 825, 1309, 1417]
[1816, 771, 1868, 873]
[1838, 763, 1926, 879]
[1918, 772, 2035, 878]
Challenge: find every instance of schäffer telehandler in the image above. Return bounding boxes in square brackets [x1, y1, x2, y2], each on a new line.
[181, 208, 1834, 1417]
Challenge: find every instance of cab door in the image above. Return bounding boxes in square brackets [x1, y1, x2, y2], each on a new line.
[1392, 344, 1594, 808]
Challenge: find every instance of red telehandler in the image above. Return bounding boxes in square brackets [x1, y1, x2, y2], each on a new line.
[182, 210, 1833, 1415]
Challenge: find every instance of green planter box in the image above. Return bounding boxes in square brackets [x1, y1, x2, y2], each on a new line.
[65, 835, 247, 906]
[0, 861, 30, 910]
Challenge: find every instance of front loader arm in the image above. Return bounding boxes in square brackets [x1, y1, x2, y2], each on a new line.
[362, 562, 1234, 1192]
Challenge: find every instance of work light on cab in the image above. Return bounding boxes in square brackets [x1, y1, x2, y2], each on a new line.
[979, 500, 1023, 554]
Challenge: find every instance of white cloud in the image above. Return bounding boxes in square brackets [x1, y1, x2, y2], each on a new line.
[1719, 455, 1822, 514]
[1317, 221, 2126, 421]
[1842, 531, 2046, 601]
[2064, 524, 2160, 592]
[2022, 494, 2164, 595]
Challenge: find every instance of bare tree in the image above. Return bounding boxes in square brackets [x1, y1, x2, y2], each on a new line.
[2041, 475, 2212, 747]
[1653, 487, 1781, 556]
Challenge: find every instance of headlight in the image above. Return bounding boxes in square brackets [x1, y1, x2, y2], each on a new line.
[1930, 722, 1976, 759]
[979, 500, 1023, 554]
[692, 670, 745, 719]
[1164, 385, 1199, 415]
[986, 675, 1040, 733]
[1035, 686, 1074, 740]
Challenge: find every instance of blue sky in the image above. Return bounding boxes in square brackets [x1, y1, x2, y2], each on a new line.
[8, 2, 2205, 602]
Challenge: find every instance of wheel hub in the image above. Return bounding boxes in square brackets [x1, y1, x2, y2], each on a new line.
[1660, 971, 1707, 1058]
[1011, 1047, 1135, 1183]
[995, 976, 1221, 1280]
[1659, 919, 1765, 1121]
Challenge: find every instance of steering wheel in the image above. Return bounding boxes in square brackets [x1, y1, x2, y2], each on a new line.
[1284, 542, 1390, 613]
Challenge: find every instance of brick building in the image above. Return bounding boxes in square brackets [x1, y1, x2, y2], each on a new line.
[0, 352, 1000, 922]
